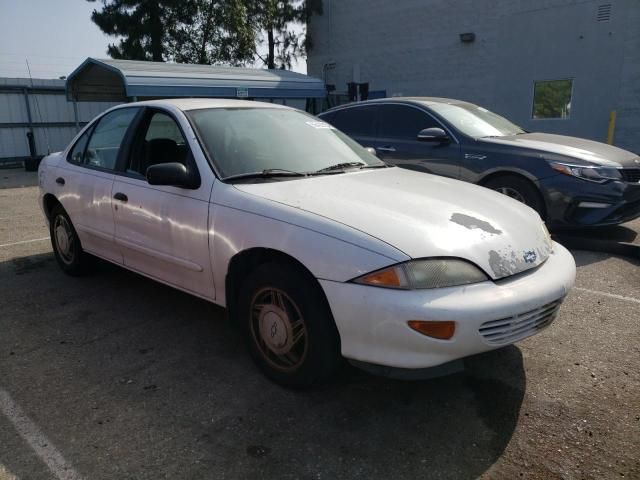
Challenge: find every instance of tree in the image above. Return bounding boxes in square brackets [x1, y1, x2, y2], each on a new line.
[87, 0, 186, 61]
[87, 0, 256, 65]
[167, 0, 256, 65]
[249, 0, 322, 69]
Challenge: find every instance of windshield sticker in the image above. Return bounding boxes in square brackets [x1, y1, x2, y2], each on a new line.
[305, 121, 335, 129]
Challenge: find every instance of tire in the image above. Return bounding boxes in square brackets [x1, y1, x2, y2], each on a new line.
[49, 204, 93, 276]
[238, 262, 341, 388]
[483, 175, 545, 219]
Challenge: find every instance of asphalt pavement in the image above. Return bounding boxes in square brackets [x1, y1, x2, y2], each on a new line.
[0, 169, 638, 480]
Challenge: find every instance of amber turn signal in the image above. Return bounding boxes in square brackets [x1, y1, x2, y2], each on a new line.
[357, 267, 404, 287]
[407, 320, 456, 340]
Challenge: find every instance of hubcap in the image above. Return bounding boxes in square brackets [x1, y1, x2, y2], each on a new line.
[495, 186, 526, 204]
[53, 215, 74, 264]
[250, 288, 308, 372]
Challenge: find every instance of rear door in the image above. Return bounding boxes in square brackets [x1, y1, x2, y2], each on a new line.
[112, 108, 215, 300]
[375, 104, 461, 179]
[54, 107, 140, 263]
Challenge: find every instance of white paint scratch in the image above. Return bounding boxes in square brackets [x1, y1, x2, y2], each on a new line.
[0, 237, 49, 248]
[574, 287, 640, 305]
[0, 389, 83, 480]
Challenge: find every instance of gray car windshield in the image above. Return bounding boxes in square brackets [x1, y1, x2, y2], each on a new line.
[429, 103, 525, 138]
[188, 107, 384, 178]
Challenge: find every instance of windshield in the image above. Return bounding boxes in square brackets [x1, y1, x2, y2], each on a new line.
[429, 103, 525, 138]
[187, 107, 384, 178]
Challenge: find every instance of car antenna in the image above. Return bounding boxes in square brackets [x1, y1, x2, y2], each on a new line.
[25, 58, 51, 155]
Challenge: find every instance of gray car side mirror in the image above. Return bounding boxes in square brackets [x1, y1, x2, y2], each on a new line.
[417, 127, 450, 143]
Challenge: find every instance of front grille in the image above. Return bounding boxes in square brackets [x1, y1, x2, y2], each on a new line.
[620, 168, 640, 183]
[478, 298, 564, 346]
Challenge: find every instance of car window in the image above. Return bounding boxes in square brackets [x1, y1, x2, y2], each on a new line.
[331, 106, 377, 137]
[188, 107, 384, 178]
[127, 111, 190, 176]
[378, 105, 440, 140]
[428, 103, 524, 137]
[319, 111, 335, 123]
[67, 127, 92, 164]
[84, 108, 139, 170]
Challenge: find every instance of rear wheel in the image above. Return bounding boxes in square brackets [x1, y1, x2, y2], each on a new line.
[238, 262, 341, 388]
[50, 204, 92, 276]
[483, 175, 545, 219]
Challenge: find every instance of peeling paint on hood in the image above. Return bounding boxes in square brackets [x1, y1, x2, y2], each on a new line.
[235, 168, 552, 280]
[450, 213, 502, 235]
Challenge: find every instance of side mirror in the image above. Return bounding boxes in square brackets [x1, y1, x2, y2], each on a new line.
[365, 147, 378, 157]
[146, 162, 200, 189]
[417, 127, 449, 143]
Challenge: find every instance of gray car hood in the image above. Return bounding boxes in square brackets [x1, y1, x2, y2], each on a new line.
[235, 168, 552, 280]
[481, 132, 639, 167]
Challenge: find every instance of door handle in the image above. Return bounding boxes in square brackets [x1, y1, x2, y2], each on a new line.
[113, 192, 128, 202]
[377, 146, 396, 153]
[55, 177, 65, 186]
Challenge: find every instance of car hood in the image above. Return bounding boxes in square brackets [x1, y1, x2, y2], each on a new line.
[481, 132, 640, 167]
[234, 168, 552, 280]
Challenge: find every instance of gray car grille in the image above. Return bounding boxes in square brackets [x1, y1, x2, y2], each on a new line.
[478, 298, 564, 346]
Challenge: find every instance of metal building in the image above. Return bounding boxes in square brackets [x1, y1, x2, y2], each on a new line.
[0, 77, 116, 166]
[307, 0, 640, 154]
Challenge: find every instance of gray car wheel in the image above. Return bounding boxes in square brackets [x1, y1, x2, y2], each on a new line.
[483, 175, 545, 219]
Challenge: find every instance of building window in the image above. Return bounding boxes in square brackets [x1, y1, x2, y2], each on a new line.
[532, 79, 573, 119]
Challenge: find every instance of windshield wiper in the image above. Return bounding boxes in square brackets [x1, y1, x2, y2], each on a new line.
[223, 168, 307, 182]
[315, 162, 368, 173]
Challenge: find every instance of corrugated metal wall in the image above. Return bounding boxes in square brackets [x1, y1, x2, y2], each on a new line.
[0, 77, 119, 163]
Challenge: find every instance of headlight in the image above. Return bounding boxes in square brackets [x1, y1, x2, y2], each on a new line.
[353, 258, 489, 289]
[550, 162, 621, 183]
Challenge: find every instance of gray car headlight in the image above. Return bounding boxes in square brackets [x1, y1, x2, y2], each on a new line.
[550, 162, 622, 183]
[353, 258, 489, 289]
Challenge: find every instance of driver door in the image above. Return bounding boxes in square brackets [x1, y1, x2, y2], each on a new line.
[112, 108, 215, 300]
[374, 104, 461, 179]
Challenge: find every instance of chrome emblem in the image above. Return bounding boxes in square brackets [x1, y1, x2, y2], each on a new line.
[465, 153, 487, 160]
[523, 251, 537, 263]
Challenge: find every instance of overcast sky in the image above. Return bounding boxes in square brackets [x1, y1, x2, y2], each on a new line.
[0, 0, 306, 79]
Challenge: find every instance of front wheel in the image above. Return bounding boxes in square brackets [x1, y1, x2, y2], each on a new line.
[483, 175, 545, 219]
[238, 262, 341, 388]
[49, 204, 93, 276]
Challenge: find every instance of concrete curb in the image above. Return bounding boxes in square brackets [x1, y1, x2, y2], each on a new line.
[552, 234, 640, 260]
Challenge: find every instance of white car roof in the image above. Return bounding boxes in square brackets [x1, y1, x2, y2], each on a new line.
[117, 98, 291, 112]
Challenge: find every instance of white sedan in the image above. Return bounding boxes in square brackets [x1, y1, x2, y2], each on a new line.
[38, 99, 576, 387]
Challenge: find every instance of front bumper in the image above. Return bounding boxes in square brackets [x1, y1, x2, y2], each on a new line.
[540, 174, 640, 227]
[320, 241, 576, 369]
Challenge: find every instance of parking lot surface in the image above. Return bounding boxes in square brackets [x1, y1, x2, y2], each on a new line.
[0, 170, 639, 480]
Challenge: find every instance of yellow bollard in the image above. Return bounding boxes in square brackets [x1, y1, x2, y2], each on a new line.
[606, 110, 617, 145]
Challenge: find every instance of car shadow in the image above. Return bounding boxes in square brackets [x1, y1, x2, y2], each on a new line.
[0, 252, 526, 480]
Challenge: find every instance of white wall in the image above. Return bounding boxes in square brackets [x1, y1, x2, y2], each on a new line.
[308, 0, 640, 153]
